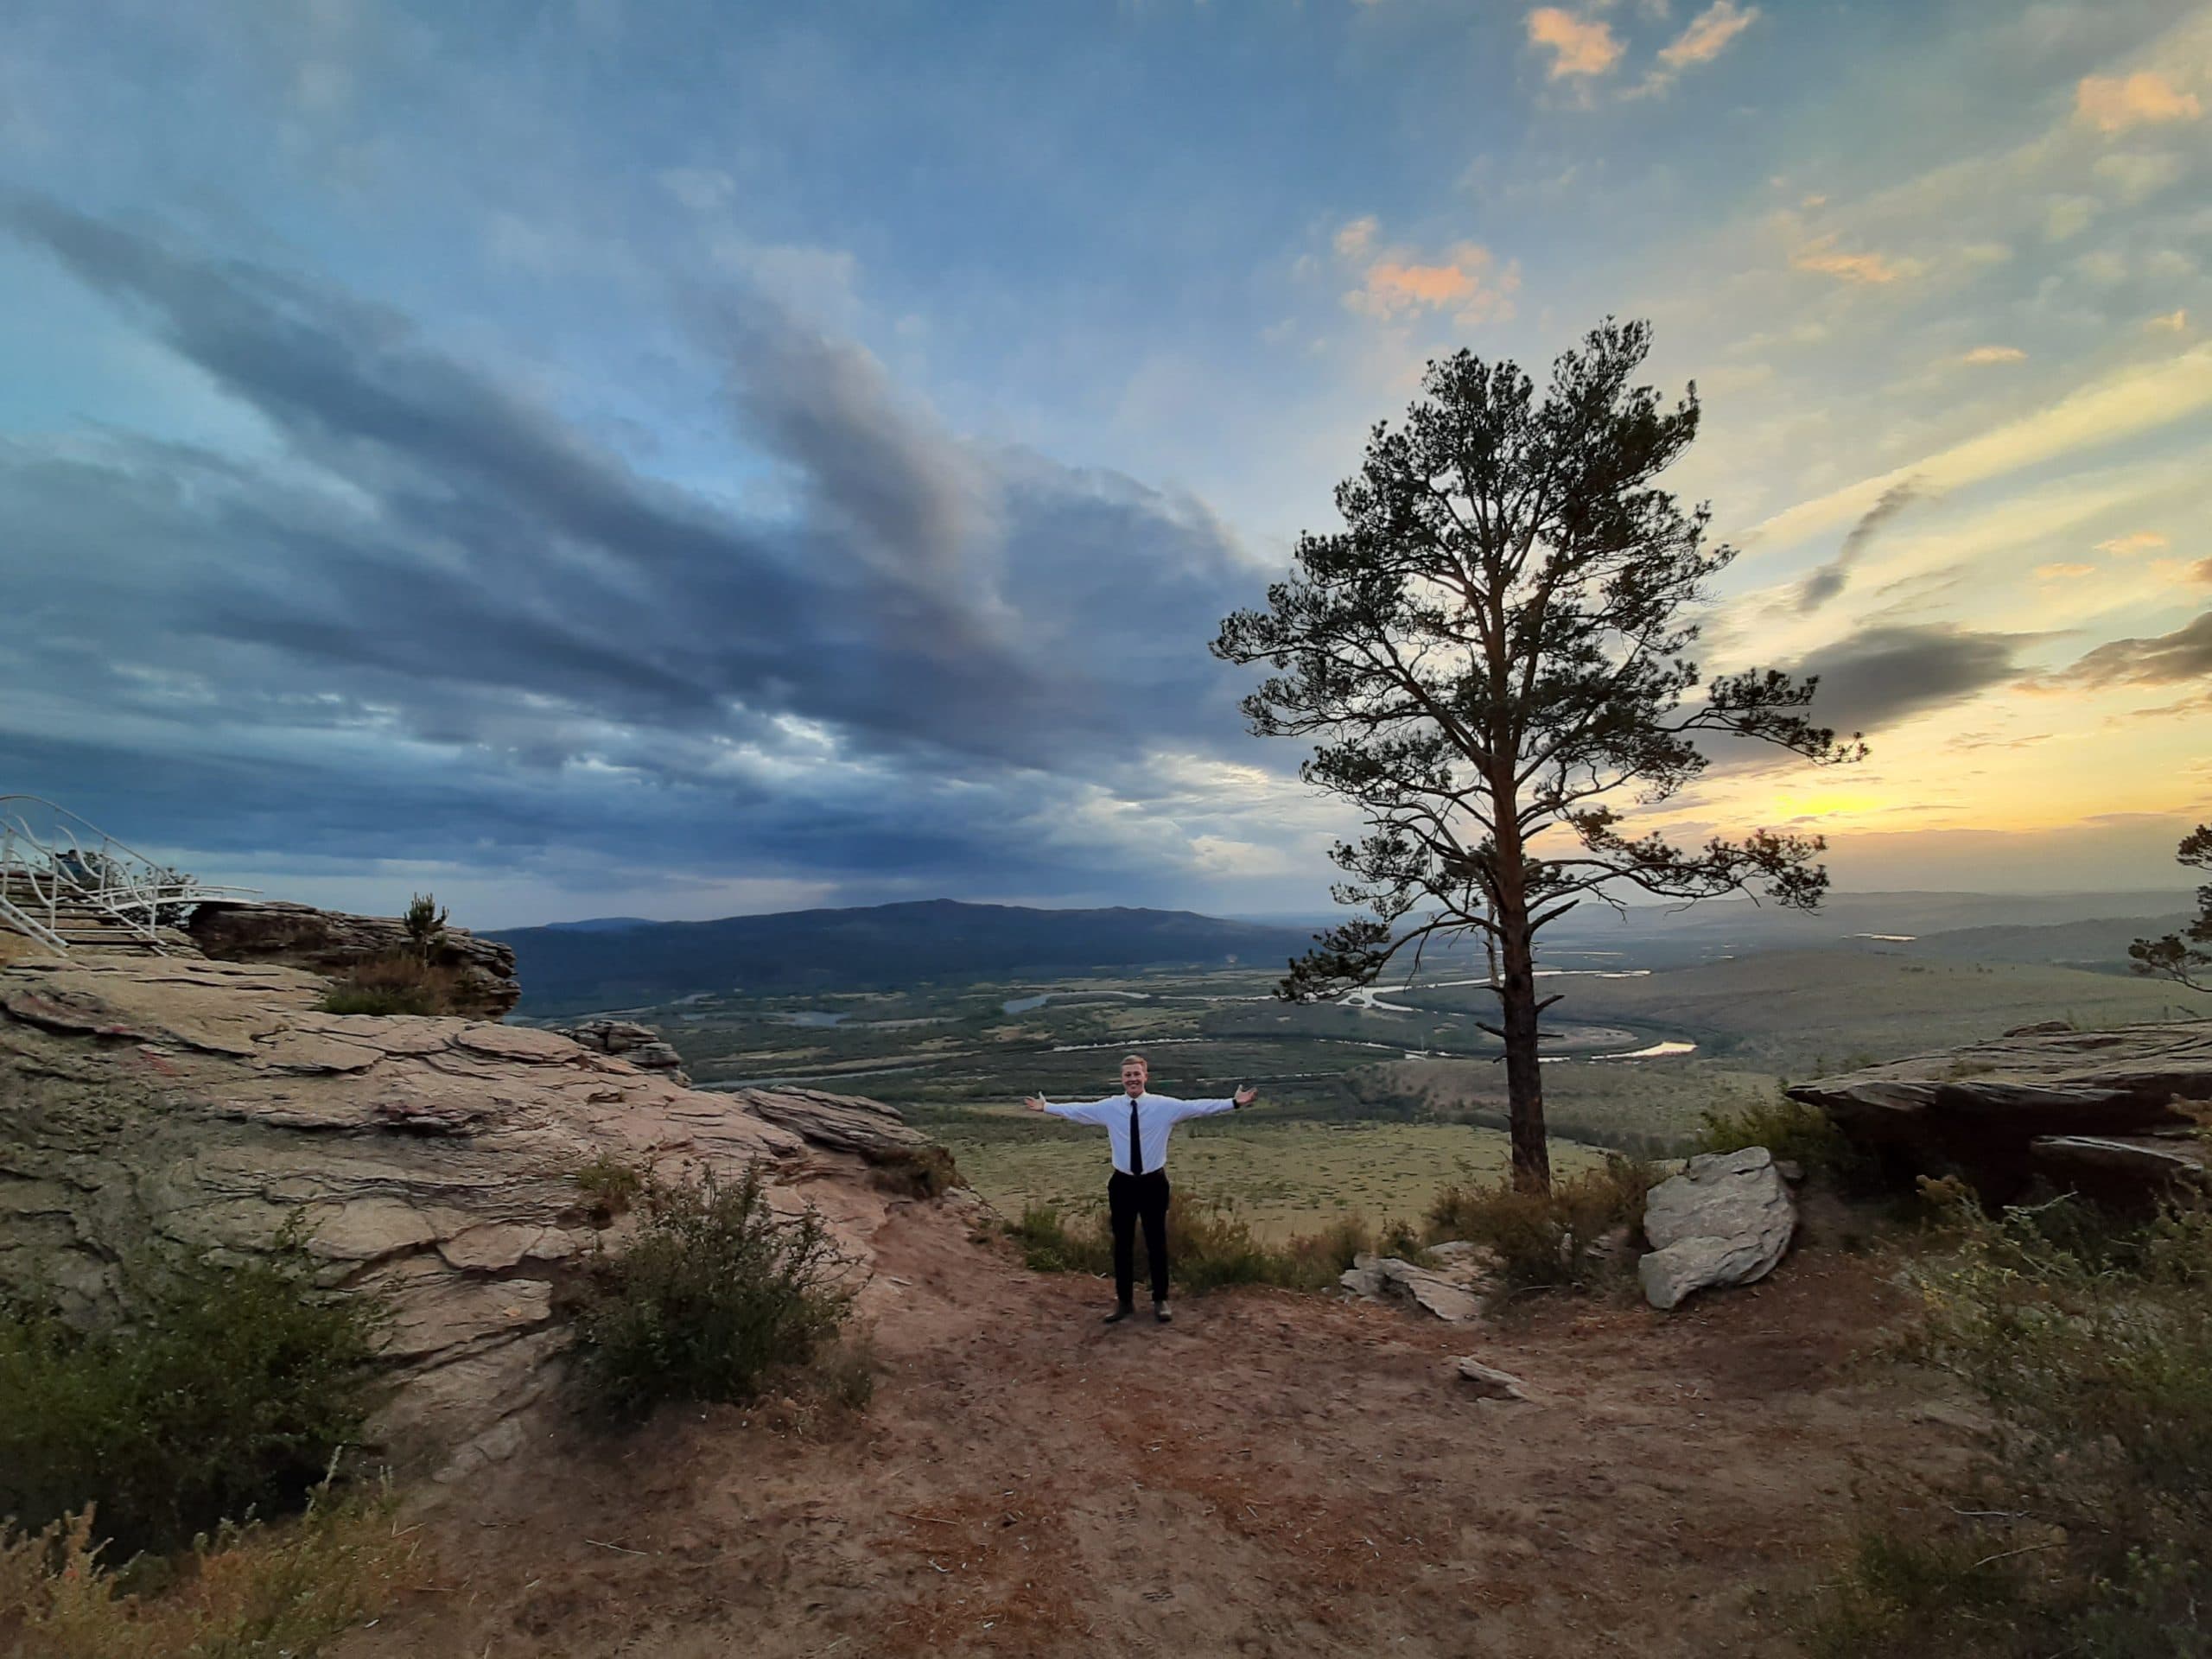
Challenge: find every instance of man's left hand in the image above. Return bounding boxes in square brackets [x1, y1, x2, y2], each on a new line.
[1233, 1086, 1258, 1108]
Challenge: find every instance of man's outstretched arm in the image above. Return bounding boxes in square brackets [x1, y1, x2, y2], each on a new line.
[1163, 1085, 1260, 1122]
[1024, 1095, 1111, 1122]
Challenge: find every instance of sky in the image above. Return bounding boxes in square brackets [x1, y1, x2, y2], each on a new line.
[0, 0, 2207, 929]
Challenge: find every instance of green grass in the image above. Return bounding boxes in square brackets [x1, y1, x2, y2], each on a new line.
[935, 1115, 1620, 1242]
[1007, 1192, 1414, 1295]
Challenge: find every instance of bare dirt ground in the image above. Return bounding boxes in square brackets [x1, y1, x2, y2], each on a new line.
[336, 1193, 1976, 1659]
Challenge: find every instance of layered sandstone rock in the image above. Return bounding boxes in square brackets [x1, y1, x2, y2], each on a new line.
[0, 951, 917, 1478]
[556, 1018, 690, 1084]
[714, 1083, 934, 1162]
[186, 899, 522, 1019]
[1785, 1020, 2212, 1203]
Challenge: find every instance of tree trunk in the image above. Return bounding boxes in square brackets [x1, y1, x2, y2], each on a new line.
[1495, 896, 1552, 1191]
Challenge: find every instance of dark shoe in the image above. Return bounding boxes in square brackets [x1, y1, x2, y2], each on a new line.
[1103, 1305, 1135, 1324]
[1154, 1300, 1173, 1324]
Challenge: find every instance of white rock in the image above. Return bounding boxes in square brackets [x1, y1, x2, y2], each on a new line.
[1637, 1146, 1796, 1311]
[1346, 1253, 1483, 1323]
[1452, 1357, 1530, 1401]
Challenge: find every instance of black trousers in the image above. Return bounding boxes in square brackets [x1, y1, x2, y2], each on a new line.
[1108, 1169, 1171, 1306]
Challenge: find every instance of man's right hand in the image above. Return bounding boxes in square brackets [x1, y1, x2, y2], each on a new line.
[1022, 1096, 1048, 1113]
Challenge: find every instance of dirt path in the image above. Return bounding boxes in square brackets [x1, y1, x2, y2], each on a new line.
[338, 1198, 1975, 1657]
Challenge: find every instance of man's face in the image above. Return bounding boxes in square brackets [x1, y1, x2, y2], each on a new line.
[1121, 1061, 1147, 1096]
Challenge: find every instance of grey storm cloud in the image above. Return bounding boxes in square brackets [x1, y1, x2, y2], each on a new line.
[0, 196, 1271, 881]
[2055, 610, 2212, 689]
[1791, 621, 2031, 734]
[1796, 478, 1923, 613]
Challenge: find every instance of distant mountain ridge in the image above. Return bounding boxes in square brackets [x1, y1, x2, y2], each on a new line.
[490, 899, 1318, 1012]
[1903, 911, 2195, 970]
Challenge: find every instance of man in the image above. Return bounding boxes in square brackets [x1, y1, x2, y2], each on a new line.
[1024, 1054, 1257, 1325]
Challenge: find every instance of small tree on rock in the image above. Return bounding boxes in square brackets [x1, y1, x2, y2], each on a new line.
[1213, 319, 1866, 1189]
[402, 893, 448, 963]
[2130, 824, 2212, 993]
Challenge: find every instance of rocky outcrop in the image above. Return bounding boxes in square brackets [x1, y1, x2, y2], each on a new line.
[0, 951, 901, 1478]
[556, 1019, 689, 1085]
[186, 900, 521, 1019]
[1785, 1020, 2212, 1203]
[709, 1084, 933, 1162]
[1340, 1252, 1486, 1323]
[1638, 1147, 1796, 1311]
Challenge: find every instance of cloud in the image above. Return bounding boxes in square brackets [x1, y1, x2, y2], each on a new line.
[0, 195, 1272, 894]
[658, 168, 736, 214]
[1337, 226, 1521, 325]
[1622, 1, 1758, 98]
[1791, 624, 2035, 734]
[1657, 1, 1758, 69]
[1789, 234, 1910, 284]
[2036, 562, 2096, 580]
[2056, 611, 2212, 689]
[1751, 344, 2212, 551]
[1795, 478, 1923, 613]
[1527, 9, 1623, 79]
[2074, 72, 2202, 135]
[2148, 308, 2190, 333]
[2094, 151, 2185, 205]
[1960, 345, 2027, 365]
[2044, 196, 2097, 241]
[2097, 531, 2170, 556]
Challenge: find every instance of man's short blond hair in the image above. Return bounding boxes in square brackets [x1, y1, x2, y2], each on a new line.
[1120, 1052, 1150, 1071]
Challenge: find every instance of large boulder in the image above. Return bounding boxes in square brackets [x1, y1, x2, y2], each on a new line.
[1785, 1020, 2212, 1203]
[0, 952, 893, 1478]
[186, 900, 521, 1020]
[556, 1018, 690, 1085]
[1638, 1147, 1796, 1311]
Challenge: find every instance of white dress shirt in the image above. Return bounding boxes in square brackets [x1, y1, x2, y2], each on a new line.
[1041, 1090, 1238, 1175]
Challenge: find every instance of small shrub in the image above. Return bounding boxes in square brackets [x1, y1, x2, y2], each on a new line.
[1806, 1525, 2037, 1657]
[0, 1482, 423, 1658]
[807, 1332, 879, 1414]
[868, 1144, 963, 1200]
[0, 1227, 389, 1562]
[316, 953, 462, 1017]
[1160, 1196, 1277, 1293]
[1808, 1191, 2212, 1654]
[1007, 1203, 1106, 1276]
[570, 1160, 857, 1419]
[1426, 1157, 1660, 1291]
[1695, 1095, 1859, 1179]
[572, 1154, 645, 1221]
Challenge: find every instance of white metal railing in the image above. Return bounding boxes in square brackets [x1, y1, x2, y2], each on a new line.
[0, 795, 257, 956]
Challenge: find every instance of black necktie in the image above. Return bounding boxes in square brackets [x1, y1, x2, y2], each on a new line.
[1128, 1094, 1143, 1176]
